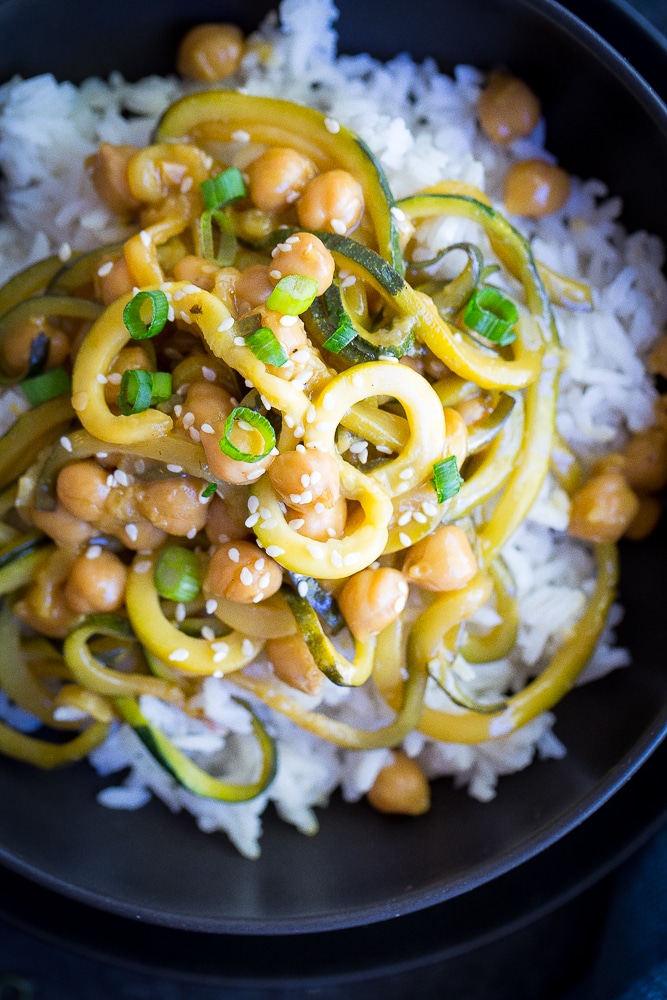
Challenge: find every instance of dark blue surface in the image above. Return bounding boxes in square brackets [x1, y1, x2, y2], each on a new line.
[0, 0, 666, 996]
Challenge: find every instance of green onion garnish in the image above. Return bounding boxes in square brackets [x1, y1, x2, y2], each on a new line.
[117, 369, 173, 415]
[322, 311, 357, 354]
[149, 370, 173, 405]
[200, 168, 246, 210]
[154, 546, 203, 603]
[201, 482, 217, 499]
[117, 369, 154, 415]
[123, 289, 170, 340]
[266, 274, 319, 316]
[21, 366, 72, 406]
[246, 326, 289, 367]
[463, 287, 518, 346]
[219, 406, 276, 463]
[431, 455, 464, 503]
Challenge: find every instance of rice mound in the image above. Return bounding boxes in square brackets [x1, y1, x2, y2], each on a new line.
[0, 0, 665, 858]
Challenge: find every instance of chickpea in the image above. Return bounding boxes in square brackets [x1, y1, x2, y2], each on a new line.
[205, 492, 251, 545]
[180, 380, 234, 432]
[205, 540, 283, 604]
[403, 525, 478, 591]
[96, 257, 134, 306]
[503, 159, 570, 217]
[1, 317, 69, 377]
[622, 427, 667, 494]
[13, 549, 81, 639]
[64, 549, 128, 614]
[172, 254, 220, 292]
[234, 264, 274, 312]
[265, 632, 323, 695]
[57, 460, 111, 524]
[177, 23, 245, 81]
[625, 494, 662, 541]
[30, 503, 96, 549]
[366, 751, 431, 816]
[568, 471, 640, 543]
[88, 143, 141, 218]
[104, 345, 154, 409]
[288, 494, 347, 542]
[478, 71, 541, 144]
[269, 231, 335, 296]
[338, 567, 409, 640]
[247, 147, 317, 215]
[297, 169, 364, 235]
[269, 448, 340, 509]
[135, 475, 210, 537]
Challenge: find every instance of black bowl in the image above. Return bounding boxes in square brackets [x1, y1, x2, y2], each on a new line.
[0, 0, 665, 936]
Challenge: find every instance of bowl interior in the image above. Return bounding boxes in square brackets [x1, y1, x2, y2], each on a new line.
[0, 0, 666, 934]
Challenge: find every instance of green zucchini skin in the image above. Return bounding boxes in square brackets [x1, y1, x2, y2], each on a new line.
[114, 695, 277, 803]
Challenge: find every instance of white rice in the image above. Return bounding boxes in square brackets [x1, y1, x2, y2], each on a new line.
[1, 0, 665, 858]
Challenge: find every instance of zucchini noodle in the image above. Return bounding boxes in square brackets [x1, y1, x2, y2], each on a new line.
[0, 44, 642, 840]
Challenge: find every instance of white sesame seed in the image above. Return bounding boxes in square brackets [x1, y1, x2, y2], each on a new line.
[201, 625, 215, 641]
[180, 176, 194, 193]
[324, 116, 340, 133]
[186, 527, 197, 539]
[240, 567, 253, 586]
[242, 639, 255, 658]
[189, 427, 201, 443]
[175, 603, 186, 622]
[96, 452, 108, 459]
[212, 643, 229, 662]
[258, 572, 271, 590]
[218, 317, 234, 331]
[266, 545, 285, 558]
[60, 436, 72, 452]
[280, 314, 299, 326]
[394, 596, 407, 614]
[260, 517, 277, 529]
[376, 444, 393, 455]
[246, 467, 266, 481]
[307, 543, 324, 559]
[245, 512, 260, 528]
[322, 395, 335, 411]
[330, 549, 343, 568]
[297, 580, 309, 597]
[231, 129, 250, 142]
[96, 373, 108, 384]
[125, 523, 139, 541]
[340, 274, 357, 288]
[85, 545, 102, 560]
[107, 372, 122, 385]
[413, 511, 428, 524]
[398, 511, 412, 526]
[206, 598, 218, 614]
[288, 518, 305, 531]
[314, 502, 325, 514]
[300, 473, 311, 488]
[97, 260, 113, 277]
[422, 501, 438, 516]
[399, 532, 412, 547]
[234, 336, 246, 347]
[168, 648, 190, 662]
[58, 242, 72, 262]
[399, 468, 415, 480]
[133, 559, 152, 574]
[269, 269, 282, 280]
[293, 425, 305, 439]
[343, 552, 361, 566]
[306, 405, 316, 424]
[330, 218, 347, 235]
[200, 423, 215, 435]
[166, 464, 183, 473]
[201, 366, 216, 381]
[228, 547, 240, 562]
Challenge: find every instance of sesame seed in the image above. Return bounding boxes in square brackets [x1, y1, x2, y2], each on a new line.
[107, 372, 122, 385]
[288, 518, 305, 531]
[280, 314, 299, 326]
[286, 235, 300, 244]
[258, 572, 271, 589]
[314, 501, 325, 514]
[218, 317, 234, 331]
[293, 425, 305, 439]
[97, 260, 113, 277]
[205, 598, 218, 614]
[241, 638, 255, 657]
[166, 464, 183, 473]
[125, 523, 139, 542]
[246, 467, 266, 481]
[343, 552, 360, 566]
[228, 547, 240, 562]
[307, 543, 324, 559]
[133, 560, 152, 574]
[212, 643, 229, 662]
[297, 580, 309, 597]
[324, 116, 340, 133]
[189, 427, 201, 443]
[376, 444, 393, 455]
[175, 603, 186, 622]
[261, 517, 278, 529]
[231, 129, 250, 142]
[114, 469, 130, 487]
[284, 414, 295, 428]
[394, 596, 407, 614]
[240, 567, 253, 586]
[310, 470, 322, 485]
[180, 176, 193, 193]
[330, 218, 347, 235]
[168, 648, 190, 662]
[300, 473, 311, 488]
[296, 443, 306, 453]
[254, 558, 265, 571]
[322, 395, 335, 411]
[349, 441, 367, 454]
[331, 549, 343, 568]
[58, 242, 72, 262]
[200, 423, 215, 435]
[399, 468, 415, 480]
[201, 625, 215, 641]
[269, 269, 282, 280]
[201, 366, 216, 381]
[422, 501, 438, 516]
[96, 452, 108, 459]
[266, 545, 285, 558]
[60, 436, 73, 453]
[306, 405, 316, 424]
[245, 512, 260, 528]
[234, 336, 246, 347]
[413, 511, 428, 523]
[340, 274, 357, 288]
[85, 545, 102, 560]
[398, 511, 412, 526]
[96, 373, 108, 384]
[399, 532, 412, 547]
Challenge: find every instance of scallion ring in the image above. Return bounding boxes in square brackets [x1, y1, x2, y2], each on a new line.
[149, 370, 172, 405]
[21, 366, 72, 406]
[219, 406, 276, 463]
[322, 312, 357, 354]
[463, 287, 518, 346]
[123, 289, 169, 340]
[154, 546, 203, 603]
[117, 369, 154, 416]
[266, 274, 318, 316]
[200, 168, 246, 210]
[246, 326, 289, 367]
[432, 455, 463, 503]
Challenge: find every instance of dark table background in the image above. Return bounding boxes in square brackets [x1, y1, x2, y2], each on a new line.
[1, 1, 666, 997]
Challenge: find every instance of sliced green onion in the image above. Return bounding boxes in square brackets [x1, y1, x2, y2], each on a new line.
[154, 545, 203, 602]
[123, 289, 170, 340]
[246, 326, 288, 367]
[200, 168, 246, 210]
[266, 274, 318, 316]
[201, 482, 217, 499]
[21, 366, 71, 406]
[431, 455, 463, 503]
[117, 369, 154, 415]
[149, 370, 172, 404]
[198, 209, 238, 266]
[322, 310, 357, 354]
[219, 406, 276, 463]
[463, 287, 518, 346]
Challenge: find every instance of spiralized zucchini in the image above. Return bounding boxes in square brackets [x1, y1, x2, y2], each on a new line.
[0, 79, 623, 823]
